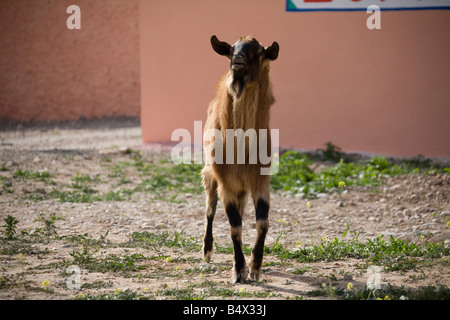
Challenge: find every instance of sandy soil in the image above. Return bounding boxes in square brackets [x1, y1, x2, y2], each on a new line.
[0, 119, 449, 300]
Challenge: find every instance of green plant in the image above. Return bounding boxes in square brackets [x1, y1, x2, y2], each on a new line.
[315, 142, 348, 162]
[70, 246, 97, 266]
[71, 172, 97, 183]
[13, 169, 51, 181]
[2, 215, 19, 240]
[75, 289, 152, 300]
[265, 231, 449, 272]
[270, 149, 445, 198]
[345, 284, 450, 300]
[33, 213, 62, 236]
[127, 231, 200, 252]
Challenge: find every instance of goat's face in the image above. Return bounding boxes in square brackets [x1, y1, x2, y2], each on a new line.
[211, 35, 279, 98]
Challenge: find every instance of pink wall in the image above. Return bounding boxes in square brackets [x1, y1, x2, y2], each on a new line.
[0, 0, 140, 121]
[140, 0, 450, 158]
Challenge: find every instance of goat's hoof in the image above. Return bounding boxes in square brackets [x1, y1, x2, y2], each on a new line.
[202, 247, 214, 263]
[249, 259, 262, 281]
[250, 270, 260, 281]
[232, 266, 248, 284]
[202, 253, 212, 263]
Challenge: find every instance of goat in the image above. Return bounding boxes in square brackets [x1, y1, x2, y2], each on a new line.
[201, 35, 279, 283]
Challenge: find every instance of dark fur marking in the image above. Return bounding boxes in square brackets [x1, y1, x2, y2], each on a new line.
[203, 216, 215, 254]
[255, 198, 269, 221]
[226, 202, 242, 227]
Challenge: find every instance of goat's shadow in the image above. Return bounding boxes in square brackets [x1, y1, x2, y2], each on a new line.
[209, 263, 366, 298]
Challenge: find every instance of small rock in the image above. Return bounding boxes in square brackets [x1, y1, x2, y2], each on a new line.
[119, 147, 131, 154]
[440, 211, 450, 218]
[263, 269, 276, 274]
[343, 274, 353, 281]
[285, 279, 294, 285]
[428, 233, 450, 243]
[413, 206, 423, 213]
[285, 268, 296, 273]
[6, 161, 16, 167]
[200, 263, 216, 271]
[396, 233, 414, 242]
[403, 209, 413, 217]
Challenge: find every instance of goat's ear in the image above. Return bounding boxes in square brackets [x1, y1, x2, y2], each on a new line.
[264, 42, 279, 61]
[211, 35, 231, 58]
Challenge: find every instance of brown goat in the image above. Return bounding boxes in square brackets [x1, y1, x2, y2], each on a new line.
[201, 35, 279, 283]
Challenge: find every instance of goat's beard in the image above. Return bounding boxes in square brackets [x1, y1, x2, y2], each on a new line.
[229, 68, 258, 99]
[230, 77, 245, 99]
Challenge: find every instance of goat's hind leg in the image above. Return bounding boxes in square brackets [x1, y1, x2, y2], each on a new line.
[202, 171, 218, 262]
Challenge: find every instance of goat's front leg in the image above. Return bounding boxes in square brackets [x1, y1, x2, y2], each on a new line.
[225, 201, 248, 283]
[249, 192, 270, 281]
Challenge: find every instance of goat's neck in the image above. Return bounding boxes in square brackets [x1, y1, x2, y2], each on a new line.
[227, 68, 271, 131]
[231, 83, 259, 131]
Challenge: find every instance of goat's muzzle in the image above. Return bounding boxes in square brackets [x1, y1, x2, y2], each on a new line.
[231, 55, 246, 71]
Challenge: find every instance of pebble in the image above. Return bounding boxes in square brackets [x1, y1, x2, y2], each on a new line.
[285, 268, 296, 273]
[440, 211, 450, 218]
[396, 233, 414, 242]
[343, 274, 353, 281]
[285, 279, 294, 284]
[429, 233, 450, 243]
[403, 209, 413, 216]
[5, 161, 16, 167]
[200, 263, 216, 271]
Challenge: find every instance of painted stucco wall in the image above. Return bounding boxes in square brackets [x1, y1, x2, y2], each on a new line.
[2, 1, 449, 158]
[0, 0, 140, 121]
[140, 0, 450, 158]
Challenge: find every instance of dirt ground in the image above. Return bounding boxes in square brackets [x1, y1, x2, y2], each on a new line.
[0, 118, 449, 300]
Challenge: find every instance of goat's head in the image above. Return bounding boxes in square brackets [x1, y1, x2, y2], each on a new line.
[211, 35, 279, 98]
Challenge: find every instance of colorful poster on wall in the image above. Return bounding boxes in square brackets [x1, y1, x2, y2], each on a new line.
[287, 0, 450, 11]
